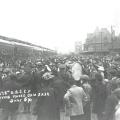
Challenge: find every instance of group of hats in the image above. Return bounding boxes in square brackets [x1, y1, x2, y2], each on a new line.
[42, 72, 54, 80]
[98, 66, 104, 71]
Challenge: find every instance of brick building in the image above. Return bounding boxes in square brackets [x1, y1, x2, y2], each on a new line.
[83, 28, 120, 55]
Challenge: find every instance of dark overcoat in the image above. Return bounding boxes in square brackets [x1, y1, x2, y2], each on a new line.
[92, 81, 107, 114]
[34, 86, 58, 120]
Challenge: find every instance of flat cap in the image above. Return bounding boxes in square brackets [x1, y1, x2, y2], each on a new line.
[80, 75, 89, 81]
[59, 64, 66, 69]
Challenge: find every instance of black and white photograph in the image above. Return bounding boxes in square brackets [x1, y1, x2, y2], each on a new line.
[0, 0, 120, 120]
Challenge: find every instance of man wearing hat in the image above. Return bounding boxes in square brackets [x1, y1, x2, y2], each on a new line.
[0, 72, 21, 120]
[17, 62, 34, 113]
[52, 64, 70, 120]
[33, 72, 58, 120]
[80, 75, 92, 120]
[92, 73, 107, 120]
[64, 80, 87, 120]
[98, 66, 105, 80]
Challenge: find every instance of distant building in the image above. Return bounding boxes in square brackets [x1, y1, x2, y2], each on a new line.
[83, 28, 113, 54]
[75, 41, 82, 54]
[83, 27, 120, 55]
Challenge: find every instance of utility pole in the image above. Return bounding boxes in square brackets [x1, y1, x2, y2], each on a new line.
[95, 35, 96, 55]
[101, 31, 102, 55]
[111, 26, 114, 51]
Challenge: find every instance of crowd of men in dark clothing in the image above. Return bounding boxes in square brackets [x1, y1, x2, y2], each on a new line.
[0, 54, 120, 120]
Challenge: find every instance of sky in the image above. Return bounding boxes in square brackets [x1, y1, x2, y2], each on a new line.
[0, 0, 120, 53]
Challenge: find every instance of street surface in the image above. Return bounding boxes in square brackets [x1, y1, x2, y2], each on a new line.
[0, 99, 98, 120]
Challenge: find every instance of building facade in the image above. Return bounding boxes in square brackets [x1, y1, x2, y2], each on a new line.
[83, 28, 119, 54]
[75, 41, 83, 54]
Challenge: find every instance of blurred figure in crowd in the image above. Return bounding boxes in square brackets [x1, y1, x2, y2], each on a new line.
[0, 73, 21, 120]
[17, 62, 34, 113]
[92, 73, 107, 120]
[33, 72, 59, 120]
[64, 80, 87, 120]
[81, 75, 92, 120]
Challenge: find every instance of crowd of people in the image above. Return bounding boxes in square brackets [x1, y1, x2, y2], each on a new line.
[0, 54, 120, 120]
